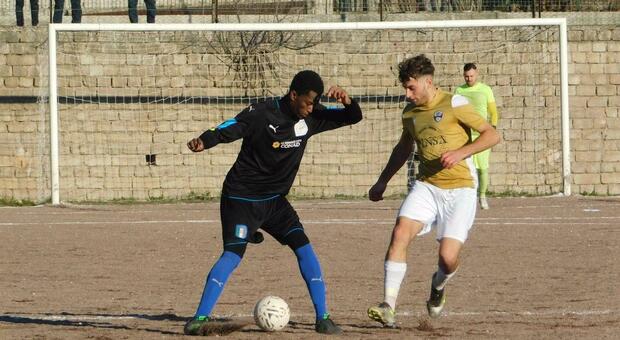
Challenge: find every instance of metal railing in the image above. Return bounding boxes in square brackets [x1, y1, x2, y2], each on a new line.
[4, 0, 618, 24]
[337, 0, 618, 13]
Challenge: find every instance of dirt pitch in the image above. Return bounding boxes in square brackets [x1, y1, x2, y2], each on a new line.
[1, 196, 619, 339]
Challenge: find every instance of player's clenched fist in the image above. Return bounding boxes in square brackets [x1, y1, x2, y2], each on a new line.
[326, 86, 351, 105]
[369, 181, 387, 202]
[187, 138, 205, 152]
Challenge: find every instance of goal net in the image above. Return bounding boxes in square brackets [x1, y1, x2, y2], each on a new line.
[49, 20, 569, 203]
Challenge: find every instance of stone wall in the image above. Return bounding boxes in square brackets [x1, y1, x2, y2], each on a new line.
[567, 26, 620, 195]
[0, 23, 618, 202]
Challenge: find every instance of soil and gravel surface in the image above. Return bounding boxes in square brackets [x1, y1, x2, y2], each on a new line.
[1, 196, 619, 339]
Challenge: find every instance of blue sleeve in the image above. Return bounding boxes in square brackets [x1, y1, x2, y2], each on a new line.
[199, 106, 254, 149]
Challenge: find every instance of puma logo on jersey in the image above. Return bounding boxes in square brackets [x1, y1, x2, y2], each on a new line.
[268, 124, 279, 133]
[248, 105, 255, 112]
[211, 278, 224, 287]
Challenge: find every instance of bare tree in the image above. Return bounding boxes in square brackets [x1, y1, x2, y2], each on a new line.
[208, 28, 321, 97]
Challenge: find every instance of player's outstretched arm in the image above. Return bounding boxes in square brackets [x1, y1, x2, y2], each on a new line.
[311, 85, 362, 125]
[188, 106, 254, 153]
[369, 131, 414, 201]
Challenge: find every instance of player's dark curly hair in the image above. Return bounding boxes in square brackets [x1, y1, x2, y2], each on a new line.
[398, 54, 435, 84]
[290, 70, 324, 98]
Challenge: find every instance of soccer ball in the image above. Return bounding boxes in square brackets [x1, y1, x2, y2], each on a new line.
[253, 295, 290, 331]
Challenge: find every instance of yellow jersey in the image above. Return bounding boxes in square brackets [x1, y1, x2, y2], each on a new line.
[402, 89, 487, 189]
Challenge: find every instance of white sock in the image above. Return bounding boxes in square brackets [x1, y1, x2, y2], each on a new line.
[384, 261, 407, 310]
[432, 267, 457, 291]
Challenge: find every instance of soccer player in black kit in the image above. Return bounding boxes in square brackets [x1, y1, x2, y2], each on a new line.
[184, 70, 362, 336]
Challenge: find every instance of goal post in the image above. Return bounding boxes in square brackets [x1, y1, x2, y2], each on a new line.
[48, 19, 570, 205]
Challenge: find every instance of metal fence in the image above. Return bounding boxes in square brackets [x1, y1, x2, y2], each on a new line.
[341, 0, 619, 12]
[3, 0, 617, 13]
[3, 0, 308, 14]
[2, 0, 618, 26]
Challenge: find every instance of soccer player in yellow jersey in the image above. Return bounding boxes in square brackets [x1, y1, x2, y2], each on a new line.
[455, 63, 499, 209]
[367, 55, 500, 327]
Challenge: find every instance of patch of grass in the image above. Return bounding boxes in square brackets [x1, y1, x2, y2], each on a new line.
[11, 188, 574, 207]
[67, 191, 217, 205]
[382, 192, 408, 200]
[579, 189, 603, 196]
[0, 197, 36, 206]
[332, 194, 366, 200]
[288, 192, 407, 201]
[182, 191, 215, 202]
[56, 190, 414, 205]
[487, 190, 541, 197]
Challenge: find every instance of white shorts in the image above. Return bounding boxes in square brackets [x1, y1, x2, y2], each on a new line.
[398, 181, 477, 243]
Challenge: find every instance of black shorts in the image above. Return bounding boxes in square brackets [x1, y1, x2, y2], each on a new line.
[220, 195, 304, 248]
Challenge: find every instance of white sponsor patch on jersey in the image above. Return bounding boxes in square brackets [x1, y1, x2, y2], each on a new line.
[294, 119, 308, 137]
[279, 139, 302, 149]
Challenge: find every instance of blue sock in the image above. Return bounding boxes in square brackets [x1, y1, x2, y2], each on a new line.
[295, 244, 328, 320]
[194, 251, 241, 318]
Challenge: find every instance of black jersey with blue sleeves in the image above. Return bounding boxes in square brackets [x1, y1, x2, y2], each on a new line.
[197, 95, 362, 198]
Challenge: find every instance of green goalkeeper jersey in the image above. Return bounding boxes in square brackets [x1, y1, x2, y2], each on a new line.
[454, 82, 498, 128]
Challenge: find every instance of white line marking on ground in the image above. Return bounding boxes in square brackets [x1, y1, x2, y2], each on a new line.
[0, 220, 220, 226]
[478, 223, 620, 226]
[480, 216, 619, 220]
[399, 309, 616, 317]
[2, 202, 615, 216]
[2, 215, 620, 227]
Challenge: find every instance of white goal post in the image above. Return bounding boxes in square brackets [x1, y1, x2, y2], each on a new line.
[48, 19, 570, 205]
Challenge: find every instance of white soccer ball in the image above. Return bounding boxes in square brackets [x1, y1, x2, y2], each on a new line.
[253, 295, 290, 331]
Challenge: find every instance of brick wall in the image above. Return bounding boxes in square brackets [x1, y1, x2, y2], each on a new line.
[0, 24, 618, 202]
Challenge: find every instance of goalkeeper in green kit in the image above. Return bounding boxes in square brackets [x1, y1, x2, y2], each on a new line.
[455, 63, 499, 210]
